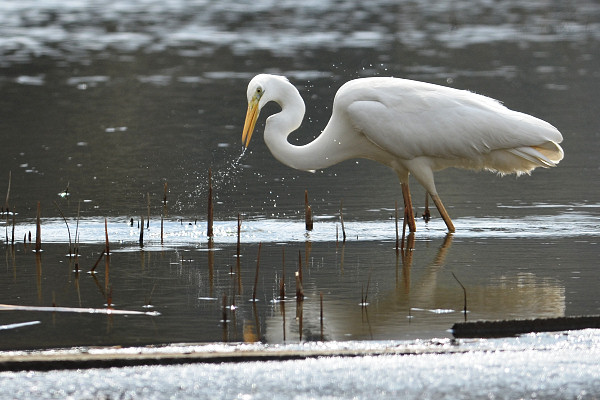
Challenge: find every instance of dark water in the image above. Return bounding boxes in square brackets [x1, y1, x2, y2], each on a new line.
[1, 0, 599, 350]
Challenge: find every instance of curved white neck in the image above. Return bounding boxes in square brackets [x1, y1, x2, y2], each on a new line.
[263, 81, 349, 172]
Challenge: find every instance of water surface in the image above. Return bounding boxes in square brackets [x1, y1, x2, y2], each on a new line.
[1, 0, 599, 350]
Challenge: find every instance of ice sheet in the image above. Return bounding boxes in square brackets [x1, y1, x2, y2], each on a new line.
[1, 330, 599, 399]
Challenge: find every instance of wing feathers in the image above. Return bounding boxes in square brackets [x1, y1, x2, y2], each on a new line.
[342, 78, 564, 171]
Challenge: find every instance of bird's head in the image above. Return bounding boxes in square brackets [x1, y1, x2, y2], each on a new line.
[242, 74, 290, 148]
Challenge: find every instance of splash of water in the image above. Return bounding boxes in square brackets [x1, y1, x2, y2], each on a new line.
[234, 147, 247, 165]
[173, 146, 248, 213]
[211, 147, 247, 191]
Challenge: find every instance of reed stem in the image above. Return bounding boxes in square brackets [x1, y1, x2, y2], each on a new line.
[236, 213, 242, 257]
[452, 272, 468, 321]
[35, 202, 41, 252]
[340, 200, 346, 243]
[298, 250, 303, 286]
[4, 171, 10, 210]
[252, 243, 262, 302]
[11, 205, 15, 246]
[395, 200, 399, 253]
[146, 192, 150, 229]
[75, 200, 81, 271]
[104, 218, 109, 255]
[163, 182, 168, 207]
[53, 201, 72, 257]
[295, 271, 304, 300]
[207, 168, 214, 238]
[305, 190, 313, 231]
[91, 248, 104, 272]
[139, 216, 144, 248]
[279, 247, 285, 300]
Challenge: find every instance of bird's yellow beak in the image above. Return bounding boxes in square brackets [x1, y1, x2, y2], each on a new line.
[242, 97, 260, 148]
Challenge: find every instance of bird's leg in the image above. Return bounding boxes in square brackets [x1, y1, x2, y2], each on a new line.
[422, 193, 431, 222]
[430, 194, 455, 233]
[401, 182, 417, 232]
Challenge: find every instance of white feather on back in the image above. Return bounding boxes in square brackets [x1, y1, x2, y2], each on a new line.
[341, 77, 563, 174]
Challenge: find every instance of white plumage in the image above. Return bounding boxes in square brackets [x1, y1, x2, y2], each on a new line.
[242, 74, 564, 232]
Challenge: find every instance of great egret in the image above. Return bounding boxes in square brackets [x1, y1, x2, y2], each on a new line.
[242, 74, 564, 233]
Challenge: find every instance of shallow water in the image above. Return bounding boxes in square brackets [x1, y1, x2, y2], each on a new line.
[1, 0, 600, 350]
[1, 213, 598, 349]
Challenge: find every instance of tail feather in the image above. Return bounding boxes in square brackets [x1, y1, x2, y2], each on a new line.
[507, 141, 564, 169]
[532, 142, 564, 164]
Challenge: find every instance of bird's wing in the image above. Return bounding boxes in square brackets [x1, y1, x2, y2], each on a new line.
[345, 81, 562, 162]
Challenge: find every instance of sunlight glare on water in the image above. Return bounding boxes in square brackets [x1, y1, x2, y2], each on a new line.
[4, 206, 598, 247]
[0, 4, 599, 392]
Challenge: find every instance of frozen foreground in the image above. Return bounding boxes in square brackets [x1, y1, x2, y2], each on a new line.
[1, 330, 599, 399]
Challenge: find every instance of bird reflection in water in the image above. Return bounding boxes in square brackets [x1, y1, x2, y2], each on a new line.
[262, 234, 565, 343]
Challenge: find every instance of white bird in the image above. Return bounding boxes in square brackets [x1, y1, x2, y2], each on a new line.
[242, 74, 564, 233]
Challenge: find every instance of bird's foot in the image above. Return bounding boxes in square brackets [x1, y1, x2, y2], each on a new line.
[422, 209, 431, 223]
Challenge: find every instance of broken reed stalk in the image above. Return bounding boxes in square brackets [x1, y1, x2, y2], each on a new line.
[295, 271, 304, 301]
[11, 205, 15, 246]
[340, 200, 346, 243]
[4, 203, 15, 245]
[304, 190, 313, 231]
[74, 201, 81, 271]
[104, 218, 110, 255]
[252, 243, 262, 302]
[139, 215, 144, 248]
[207, 168, 214, 238]
[91, 219, 110, 273]
[106, 284, 113, 308]
[395, 200, 399, 253]
[35, 201, 41, 252]
[146, 192, 150, 229]
[53, 201, 73, 257]
[103, 220, 111, 291]
[236, 213, 242, 257]
[235, 246, 242, 296]
[91, 251, 104, 272]
[452, 272, 468, 321]
[4, 170, 10, 210]
[3, 208, 7, 244]
[279, 247, 285, 300]
[298, 250, 303, 286]
[296, 249, 305, 302]
[163, 182, 168, 208]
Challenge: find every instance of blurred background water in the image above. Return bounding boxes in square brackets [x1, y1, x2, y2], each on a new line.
[0, 0, 599, 349]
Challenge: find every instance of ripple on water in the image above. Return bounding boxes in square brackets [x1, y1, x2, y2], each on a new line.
[1, 1, 598, 64]
[3, 209, 598, 249]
